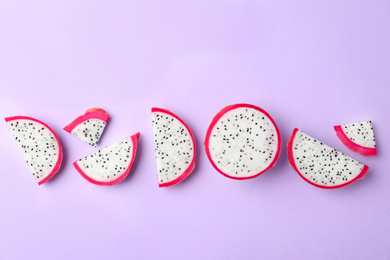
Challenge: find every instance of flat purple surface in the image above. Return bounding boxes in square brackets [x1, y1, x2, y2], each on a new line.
[1, 1, 389, 259]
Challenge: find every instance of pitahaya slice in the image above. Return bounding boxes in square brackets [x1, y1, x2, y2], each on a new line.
[73, 132, 140, 186]
[5, 116, 63, 185]
[204, 104, 281, 180]
[151, 108, 196, 187]
[64, 108, 109, 147]
[287, 128, 369, 189]
[334, 121, 377, 156]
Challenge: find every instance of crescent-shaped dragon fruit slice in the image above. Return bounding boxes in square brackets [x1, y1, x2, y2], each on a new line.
[151, 108, 196, 187]
[287, 128, 369, 189]
[5, 116, 63, 185]
[334, 121, 377, 156]
[204, 104, 281, 180]
[64, 108, 109, 147]
[73, 132, 140, 186]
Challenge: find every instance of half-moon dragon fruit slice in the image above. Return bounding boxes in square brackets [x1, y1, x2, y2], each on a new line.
[64, 108, 109, 147]
[204, 104, 281, 180]
[73, 132, 140, 186]
[5, 116, 63, 185]
[287, 128, 369, 189]
[152, 108, 196, 187]
[334, 121, 377, 156]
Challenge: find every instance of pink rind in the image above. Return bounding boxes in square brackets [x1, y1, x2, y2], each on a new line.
[73, 132, 140, 186]
[151, 107, 196, 188]
[5, 116, 63, 185]
[334, 125, 377, 157]
[64, 108, 110, 133]
[204, 103, 282, 180]
[287, 128, 369, 189]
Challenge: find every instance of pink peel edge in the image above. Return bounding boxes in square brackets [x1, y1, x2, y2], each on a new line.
[64, 108, 110, 133]
[334, 125, 377, 157]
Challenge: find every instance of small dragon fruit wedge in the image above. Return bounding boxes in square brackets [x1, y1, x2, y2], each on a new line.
[151, 108, 196, 187]
[5, 116, 63, 185]
[64, 108, 109, 147]
[73, 133, 140, 186]
[204, 104, 281, 180]
[287, 128, 369, 189]
[334, 121, 377, 156]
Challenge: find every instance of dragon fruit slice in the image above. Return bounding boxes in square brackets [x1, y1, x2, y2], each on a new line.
[5, 116, 63, 185]
[334, 121, 377, 156]
[73, 132, 140, 186]
[64, 108, 109, 147]
[151, 108, 196, 187]
[204, 104, 281, 180]
[287, 128, 369, 189]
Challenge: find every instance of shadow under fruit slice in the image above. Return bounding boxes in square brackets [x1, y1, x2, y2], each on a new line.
[73, 132, 140, 186]
[287, 128, 369, 189]
[204, 104, 281, 180]
[334, 121, 377, 156]
[5, 116, 63, 185]
[64, 108, 109, 147]
[151, 108, 196, 187]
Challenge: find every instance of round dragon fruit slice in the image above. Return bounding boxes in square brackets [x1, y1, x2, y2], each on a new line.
[5, 116, 63, 185]
[287, 128, 369, 189]
[204, 104, 281, 180]
[334, 121, 377, 157]
[64, 108, 109, 147]
[152, 108, 196, 187]
[73, 132, 140, 186]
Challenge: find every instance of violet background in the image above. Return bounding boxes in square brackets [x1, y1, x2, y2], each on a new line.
[1, 1, 390, 259]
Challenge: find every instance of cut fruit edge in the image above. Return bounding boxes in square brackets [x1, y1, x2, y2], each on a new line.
[63, 108, 110, 133]
[203, 103, 282, 180]
[334, 125, 377, 157]
[5, 116, 63, 185]
[73, 132, 140, 186]
[287, 128, 369, 189]
[151, 107, 196, 187]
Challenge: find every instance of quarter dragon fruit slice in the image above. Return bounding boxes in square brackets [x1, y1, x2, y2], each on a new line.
[287, 128, 369, 189]
[204, 104, 281, 180]
[73, 133, 140, 186]
[5, 116, 63, 185]
[152, 108, 196, 187]
[64, 108, 109, 147]
[334, 121, 377, 156]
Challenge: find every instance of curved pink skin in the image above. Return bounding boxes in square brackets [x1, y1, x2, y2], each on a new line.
[334, 125, 377, 157]
[204, 103, 282, 180]
[73, 132, 140, 186]
[5, 116, 63, 185]
[151, 107, 196, 188]
[63, 108, 110, 133]
[287, 128, 369, 189]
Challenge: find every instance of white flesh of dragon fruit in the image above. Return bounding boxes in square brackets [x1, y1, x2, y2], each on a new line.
[5, 116, 63, 185]
[71, 119, 106, 146]
[341, 121, 376, 147]
[205, 104, 281, 179]
[152, 108, 195, 187]
[73, 133, 139, 185]
[334, 121, 377, 156]
[288, 129, 369, 188]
